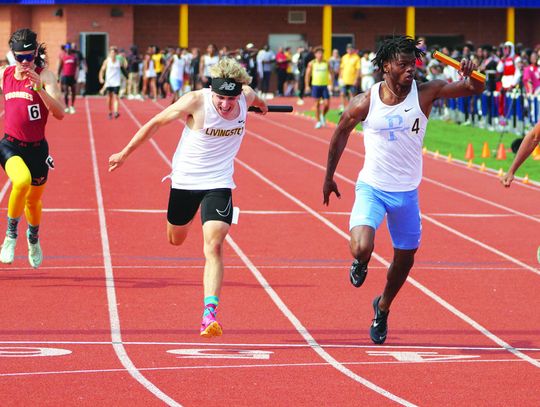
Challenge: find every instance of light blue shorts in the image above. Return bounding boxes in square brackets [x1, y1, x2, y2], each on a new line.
[349, 181, 422, 250]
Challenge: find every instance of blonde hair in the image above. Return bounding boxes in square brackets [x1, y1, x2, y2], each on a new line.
[209, 57, 252, 85]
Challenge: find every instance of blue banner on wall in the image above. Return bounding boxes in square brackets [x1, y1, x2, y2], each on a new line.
[8, 0, 540, 7]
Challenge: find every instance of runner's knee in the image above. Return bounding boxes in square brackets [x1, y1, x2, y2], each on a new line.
[167, 223, 189, 246]
[350, 241, 373, 262]
[167, 231, 187, 246]
[350, 231, 374, 262]
[6, 157, 31, 193]
[203, 240, 224, 259]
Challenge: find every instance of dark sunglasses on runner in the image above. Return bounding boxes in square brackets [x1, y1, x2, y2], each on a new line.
[14, 53, 35, 63]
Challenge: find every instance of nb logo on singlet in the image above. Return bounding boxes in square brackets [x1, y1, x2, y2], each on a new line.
[219, 82, 236, 91]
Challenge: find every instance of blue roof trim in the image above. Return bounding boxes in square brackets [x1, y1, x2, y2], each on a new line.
[9, 0, 540, 6]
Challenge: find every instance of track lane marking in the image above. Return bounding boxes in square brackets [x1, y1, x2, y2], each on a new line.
[0, 357, 538, 378]
[124, 101, 418, 407]
[1, 340, 540, 351]
[227, 235, 416, 406]
[253, 113, 540, 209]
[233, 157, 540, 369]
[244, 127, 540, 278]
[85, 98, 181, 406]
[253, 113, 540, 191]
[151, 99, 540, 368]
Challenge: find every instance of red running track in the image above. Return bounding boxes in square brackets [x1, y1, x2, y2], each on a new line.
[0, 96, 538, 406]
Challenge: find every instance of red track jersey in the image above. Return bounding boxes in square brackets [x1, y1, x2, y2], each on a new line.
[3, 66, 49, 143]
[61, 53, 78, 77]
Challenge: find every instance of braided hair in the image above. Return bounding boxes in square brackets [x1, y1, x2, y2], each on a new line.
[372, 35, 424, 72]
[8, 28, 47, 68]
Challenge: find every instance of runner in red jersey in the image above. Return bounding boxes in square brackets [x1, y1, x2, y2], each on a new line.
[57, 43, 79, 114]
[0, 28, 64, 268]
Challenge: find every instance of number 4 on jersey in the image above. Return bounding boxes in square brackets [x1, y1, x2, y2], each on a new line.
[411, 118, 420, 135]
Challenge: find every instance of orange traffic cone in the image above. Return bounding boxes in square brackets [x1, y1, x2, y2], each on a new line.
[533, 145, 540, 160]
[447, 153, 453, 163]
[523, 174, 530, 184]
[481, 142, 490, 158]
[497, 168, 504, 177]
[465, 143, 474, 160]
[479, 162, 486, 172]
[434, 150, 440, 158]
[467, 160, 473, 168]
[496, 143, 507, 160]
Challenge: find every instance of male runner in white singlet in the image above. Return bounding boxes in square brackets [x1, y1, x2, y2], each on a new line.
[323, 36, 484, 344]
[109, 58, 268, 338]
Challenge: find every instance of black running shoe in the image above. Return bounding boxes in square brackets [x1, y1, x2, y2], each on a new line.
[370, 295, 389, 345]
[349, 259, 368, 287]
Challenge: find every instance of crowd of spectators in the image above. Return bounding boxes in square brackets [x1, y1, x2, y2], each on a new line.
[2, 37, 539, 125]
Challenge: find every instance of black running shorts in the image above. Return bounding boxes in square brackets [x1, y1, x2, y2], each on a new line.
[0, 135, 52, 186]
[61, 76, 76, 86]
[167, 188, 233, 226]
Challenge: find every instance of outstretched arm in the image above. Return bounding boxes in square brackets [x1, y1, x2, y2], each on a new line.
[422, 59, 485, 102]
[501, 122, 540, 187]
[243, 85, 267, 114]
[109, 91, 199, 171]
[323, 92, 369, 205]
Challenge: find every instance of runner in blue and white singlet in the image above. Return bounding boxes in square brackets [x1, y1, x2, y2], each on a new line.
[109, 58, 268, 339]
[358, 80, 427, 192]
[323, 35, 484, 345]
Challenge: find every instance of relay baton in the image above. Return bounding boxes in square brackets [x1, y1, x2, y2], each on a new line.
[432, 51, 486, 83]
[248, 105, 293, 113]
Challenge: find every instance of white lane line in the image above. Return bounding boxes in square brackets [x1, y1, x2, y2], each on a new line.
[427, 213, 532, 218]
[0, 357, 537, 378]
[227, 235, 416, 406]
[129, 101, 417, 407]
[234, 157, 540, 369]
[246, 128, 540, 278]
[0, 179, 11, 205]
[6, 206, 535, 218]
[85, 99, 181, 406]
[1, 340, 539, 352]
[423, 176, 540, 223]
[423, 151, 540, 189]
[254, 113, 540, 190]
[423, 214, 540, 277]
[0, 265, 526, 272]
[253, 114, 540, 216]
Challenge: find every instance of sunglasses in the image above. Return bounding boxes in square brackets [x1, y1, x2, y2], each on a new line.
[14, 53, 35, 63]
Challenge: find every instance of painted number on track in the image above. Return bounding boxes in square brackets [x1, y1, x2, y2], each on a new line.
[167, 348, 273, 360]
[0, 347, 72, 357]
[366, 351, 480, 362]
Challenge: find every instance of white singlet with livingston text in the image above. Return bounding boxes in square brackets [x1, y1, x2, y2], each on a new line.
[170, 88, 247, 190]
[358, 81, 428, 192]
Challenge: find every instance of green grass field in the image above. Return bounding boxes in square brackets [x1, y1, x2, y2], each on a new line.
[305, 109, 540, 182]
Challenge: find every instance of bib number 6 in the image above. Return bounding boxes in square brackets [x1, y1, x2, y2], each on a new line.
[28, 104, 41, 121]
